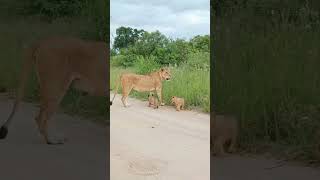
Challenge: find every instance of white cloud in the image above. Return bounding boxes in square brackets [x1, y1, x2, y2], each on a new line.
[110, 0, 210, 44]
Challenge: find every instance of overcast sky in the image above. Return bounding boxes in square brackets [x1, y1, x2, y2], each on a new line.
[110, 0, 210, 43]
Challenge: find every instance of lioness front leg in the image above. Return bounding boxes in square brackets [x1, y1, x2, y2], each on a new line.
[156, 88, 165, 106]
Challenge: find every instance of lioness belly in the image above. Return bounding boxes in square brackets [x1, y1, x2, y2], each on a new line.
[132, 85, 155, 92]
[132, 78, 156, 92]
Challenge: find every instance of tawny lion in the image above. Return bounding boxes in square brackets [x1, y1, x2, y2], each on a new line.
[148, 92, 159, 109]
[0, 37, 109, 144]
[171, 96, 185, 111]
[110, 68, 171, 107]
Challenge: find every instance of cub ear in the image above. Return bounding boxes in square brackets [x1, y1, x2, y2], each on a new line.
[161, 68, 164, 72]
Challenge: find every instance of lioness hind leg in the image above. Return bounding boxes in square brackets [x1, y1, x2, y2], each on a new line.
[121, 86, 132, 107]
[36, 76, 72, 144]
[213, 137, 226, 156]
[228, 136, 237, 153]
[36, 99, 65, 144]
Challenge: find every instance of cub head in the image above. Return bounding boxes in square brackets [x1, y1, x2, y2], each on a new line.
[171, 96, 177, 104]
[148, 92, 154, 98]
[159, 68, 171, 81]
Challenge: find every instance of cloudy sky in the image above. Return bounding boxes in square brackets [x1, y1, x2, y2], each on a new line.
[110, 0, 210, 43]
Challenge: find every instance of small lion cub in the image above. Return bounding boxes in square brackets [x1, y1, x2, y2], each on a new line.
[148, 93, 159, 109]
[211, 111, 238, 156]
[171, 96, 185, 111]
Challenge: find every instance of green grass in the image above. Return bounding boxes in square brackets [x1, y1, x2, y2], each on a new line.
[214, 16, 320, 161]
[110, 65, 210, 112]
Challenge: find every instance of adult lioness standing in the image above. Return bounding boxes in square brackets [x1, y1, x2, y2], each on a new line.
[111, 68, 171, 107]
[0, 37, 109, 144]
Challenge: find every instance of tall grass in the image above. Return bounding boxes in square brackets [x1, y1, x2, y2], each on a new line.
[214, 15, 320, 159]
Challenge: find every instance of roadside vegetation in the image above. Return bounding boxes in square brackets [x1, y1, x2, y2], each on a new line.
[213, 0, 320, 162]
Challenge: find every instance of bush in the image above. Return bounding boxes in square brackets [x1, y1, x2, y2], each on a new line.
[111, 55, 126, 67]
[133, 56, 161, 74]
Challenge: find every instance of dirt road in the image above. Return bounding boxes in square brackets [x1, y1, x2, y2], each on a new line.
[0, 98, 108, 180]
[110, 94, 320, 180]
[1, 94, 319, 180]
[110, 94, 210, 180]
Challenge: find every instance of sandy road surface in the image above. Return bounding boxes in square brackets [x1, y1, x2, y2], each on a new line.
[110, 94, 320, 180]
[1, 93, 319, 180]
[213, 155, 320, 180]
[110, 93, 210, 180]
[0, 98, 108, 180]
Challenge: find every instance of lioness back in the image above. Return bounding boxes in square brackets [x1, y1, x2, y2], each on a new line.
[121, 73, 158, 92]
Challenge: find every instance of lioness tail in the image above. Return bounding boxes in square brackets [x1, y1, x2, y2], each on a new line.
[0, 43, 37, 139]
[110, 74, 122, 105]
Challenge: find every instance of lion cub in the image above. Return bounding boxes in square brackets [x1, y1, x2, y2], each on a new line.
[171, 96, 185, 111]
[211, 111, 238, 156]
[148, 93, 159, 109]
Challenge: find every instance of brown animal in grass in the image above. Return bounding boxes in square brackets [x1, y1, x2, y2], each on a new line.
[111, 68, 171, 107]
[171, 96, 185, 111]
[148, 93, 159, 109]
[0, 37, 109, 144]
[211, 111, 238, 156]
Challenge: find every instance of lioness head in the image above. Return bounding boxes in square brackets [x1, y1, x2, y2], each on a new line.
[159, 68, 171, 81]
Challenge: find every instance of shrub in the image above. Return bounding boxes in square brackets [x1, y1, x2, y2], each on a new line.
[133, 56, 161, 74]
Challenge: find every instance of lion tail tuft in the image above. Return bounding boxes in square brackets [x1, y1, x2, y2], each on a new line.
[110, 74, 122, 105]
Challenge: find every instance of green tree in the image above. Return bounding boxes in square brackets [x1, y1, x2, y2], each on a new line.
[113, 26, 145, 51]
[166, 39, 190, 65]
[189, 35, 210, 53]
[133, 30, 170, 64]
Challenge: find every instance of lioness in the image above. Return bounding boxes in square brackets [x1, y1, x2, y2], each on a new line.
[148, 92, 159, 109]
[171, 96, 185, 111]
[0, 37, 109, 144]
[111, 68, 171, 107]
[211, 111, 238, 156]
